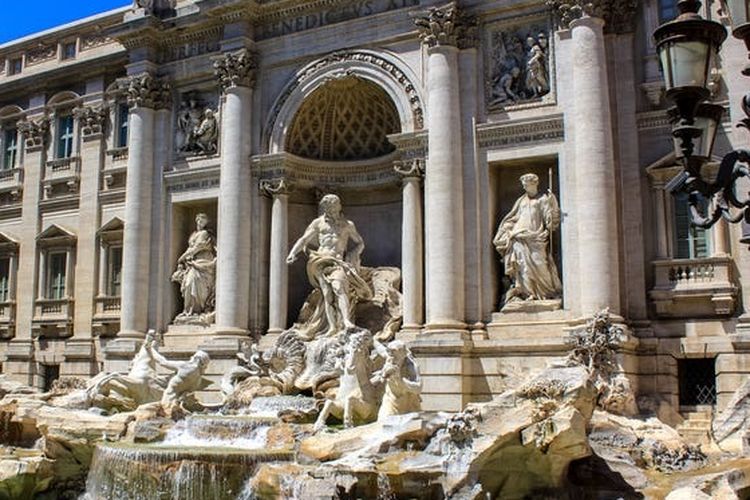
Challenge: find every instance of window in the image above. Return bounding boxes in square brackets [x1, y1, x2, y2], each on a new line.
[0, 258, 10, 303]
[678, 358, 717, 406]
[46, 252, 67, 300]
[674, 192, 711, 259]
[8, 58, 22, 76]
[61, 42, 76, 60]
[658, 0, 678, 23]
[117, 104, 129, 148]
[56, 114, 74, 159]
[2, 128, 18, 170]
[107, 246, 122, 296]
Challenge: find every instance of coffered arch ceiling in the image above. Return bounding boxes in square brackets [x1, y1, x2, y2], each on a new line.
[285, 76, 401, 162]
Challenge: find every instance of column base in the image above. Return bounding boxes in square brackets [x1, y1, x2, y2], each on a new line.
[213, 326, 249, 337]
[116, 329, 146, 340]
[423, 320, 469, 338]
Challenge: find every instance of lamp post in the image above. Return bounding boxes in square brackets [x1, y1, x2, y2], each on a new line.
[653, 0, 750, 243]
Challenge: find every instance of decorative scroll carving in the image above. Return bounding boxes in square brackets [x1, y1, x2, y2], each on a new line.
[260, 178, 292, 197]
[119, 74, 171, 110]
[73, 106, 108, 138]
[18, 117, 49, 152]
[394, 158, 425, 179]
[26, 44, 57, 66]
[213, 49, 258, 91]
[412, 2, 477, 48]
[547, 0, 637, 33]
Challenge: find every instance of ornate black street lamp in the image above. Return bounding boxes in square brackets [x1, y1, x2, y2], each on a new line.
[654, 0, 750, 241]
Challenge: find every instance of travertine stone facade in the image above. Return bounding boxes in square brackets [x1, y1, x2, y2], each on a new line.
[0, 0, 747, 415]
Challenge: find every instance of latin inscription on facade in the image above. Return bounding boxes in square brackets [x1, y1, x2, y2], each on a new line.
[259, 0, 420, 39]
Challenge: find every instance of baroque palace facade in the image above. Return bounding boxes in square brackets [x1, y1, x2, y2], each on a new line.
[0, 0, 747, 416]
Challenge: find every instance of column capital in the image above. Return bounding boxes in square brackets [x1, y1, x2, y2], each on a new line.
[260, 177, 293, 197]
[394, 158, 425, 180]
[412, 2, 477, 49]
[547, 0, 637, 33]
[213, 49, 258, 92]
[18, 117, 49, 153]
[119, 73, 171, 110]
[73, 105, 108, 140]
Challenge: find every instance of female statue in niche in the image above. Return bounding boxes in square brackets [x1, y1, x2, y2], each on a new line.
[172, 213, 216, 325]
[494, 173, 562, 311]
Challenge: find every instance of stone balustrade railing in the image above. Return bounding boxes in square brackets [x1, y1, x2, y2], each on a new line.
[649, 256, 737, 318]
[95, 296, 121, 315]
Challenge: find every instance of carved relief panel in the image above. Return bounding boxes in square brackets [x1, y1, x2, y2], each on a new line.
[175, 91, 219, 157]
[485, 15, 555, 112]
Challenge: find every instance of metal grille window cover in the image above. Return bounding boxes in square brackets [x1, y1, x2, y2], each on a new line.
[678, 358, 717, 406]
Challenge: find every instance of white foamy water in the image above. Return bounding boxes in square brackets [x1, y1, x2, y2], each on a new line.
[157, 415, 272, 450]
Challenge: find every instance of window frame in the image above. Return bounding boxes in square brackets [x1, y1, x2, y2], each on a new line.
[60, 41, 77, 61]
[1, 126, 19, 171]
[55, 114, 75, 160]
[106, 245, 123, 297]
[116, 102, 129, 148]
[7, 58, 22, 76]
[45, 250, 68, 300]
[672, 192, 712, 259]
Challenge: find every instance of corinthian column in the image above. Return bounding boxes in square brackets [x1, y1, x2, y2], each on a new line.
[118, 75, 170, 338]
[395, 159, 424, 332]
[261, 178, 291, 335]
[413, 3, 474, 332]
[213, 50, 256, 336]
[549, 1, 621, 316]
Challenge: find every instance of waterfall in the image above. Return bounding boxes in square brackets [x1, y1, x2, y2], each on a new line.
[160, 414, 276, 449]
[83, 443, 294, 500]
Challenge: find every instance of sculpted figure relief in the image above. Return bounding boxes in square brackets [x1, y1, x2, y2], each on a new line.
[488, 26, 551, 108]
[373, 340, 422, 421]
[494, 173, 562, 311]
[177, 99, 219, 155]
[172, 213, 216, 325]
[286, 194, 373, 339]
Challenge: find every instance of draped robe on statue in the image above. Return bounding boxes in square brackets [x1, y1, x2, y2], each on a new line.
[494, 191, 562, 304]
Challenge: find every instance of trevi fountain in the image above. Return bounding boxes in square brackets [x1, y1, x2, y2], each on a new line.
[0, 192, 747, 499]
[1, 0, 750, 498]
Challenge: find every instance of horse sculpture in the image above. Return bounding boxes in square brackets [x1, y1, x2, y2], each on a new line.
[314, 330, 383, 431]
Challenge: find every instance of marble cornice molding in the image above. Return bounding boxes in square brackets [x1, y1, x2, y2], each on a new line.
[73, 105, 109, 140]
[476, 115, 564, 149]
[253, 151, 401, 189]
[259, 177, 294, 197]
[119, 74, 172, 110]
[546, 0, 638, 33]
[18, 117, 50, 153]
[388, 130, 428, 161]
[412, 2, 478, 49]
[213, 49, 259, 91]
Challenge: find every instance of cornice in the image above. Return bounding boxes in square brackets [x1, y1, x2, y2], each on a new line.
[546, 0, 638, 34]
[477, 115, 565, 149]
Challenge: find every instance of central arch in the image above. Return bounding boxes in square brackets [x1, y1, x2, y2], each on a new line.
[265, 49, 425, 155]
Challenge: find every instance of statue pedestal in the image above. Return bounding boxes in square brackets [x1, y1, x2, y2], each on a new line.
[500, 299, 561, 314]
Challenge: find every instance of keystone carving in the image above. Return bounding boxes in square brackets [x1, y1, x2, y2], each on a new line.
[213, 49, 258, 91]
[412, 2, 477, 49]
[119, 74, 172, 110]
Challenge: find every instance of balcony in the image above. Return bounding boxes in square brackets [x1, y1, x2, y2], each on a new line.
[93, 296, 120, 336]
[649, 256, 737, 318]
[0, 300, 16, 339]
[0, 168, 23, 200]
[103, 148, 128, 192]
[32, 298, 74, 338]
[43, 157, 80, 199]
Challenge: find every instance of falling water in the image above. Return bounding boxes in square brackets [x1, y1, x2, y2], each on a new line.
[82, 443, 294, 500]
[159, 414, 277, 449]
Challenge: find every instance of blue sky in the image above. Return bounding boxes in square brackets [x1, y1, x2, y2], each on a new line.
[0, 1, 130, 44]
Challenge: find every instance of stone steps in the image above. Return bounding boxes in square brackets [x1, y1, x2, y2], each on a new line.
[676, 406, 714, 446]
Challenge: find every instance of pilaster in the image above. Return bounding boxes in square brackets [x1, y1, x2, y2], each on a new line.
[260, 178, 292, 335]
